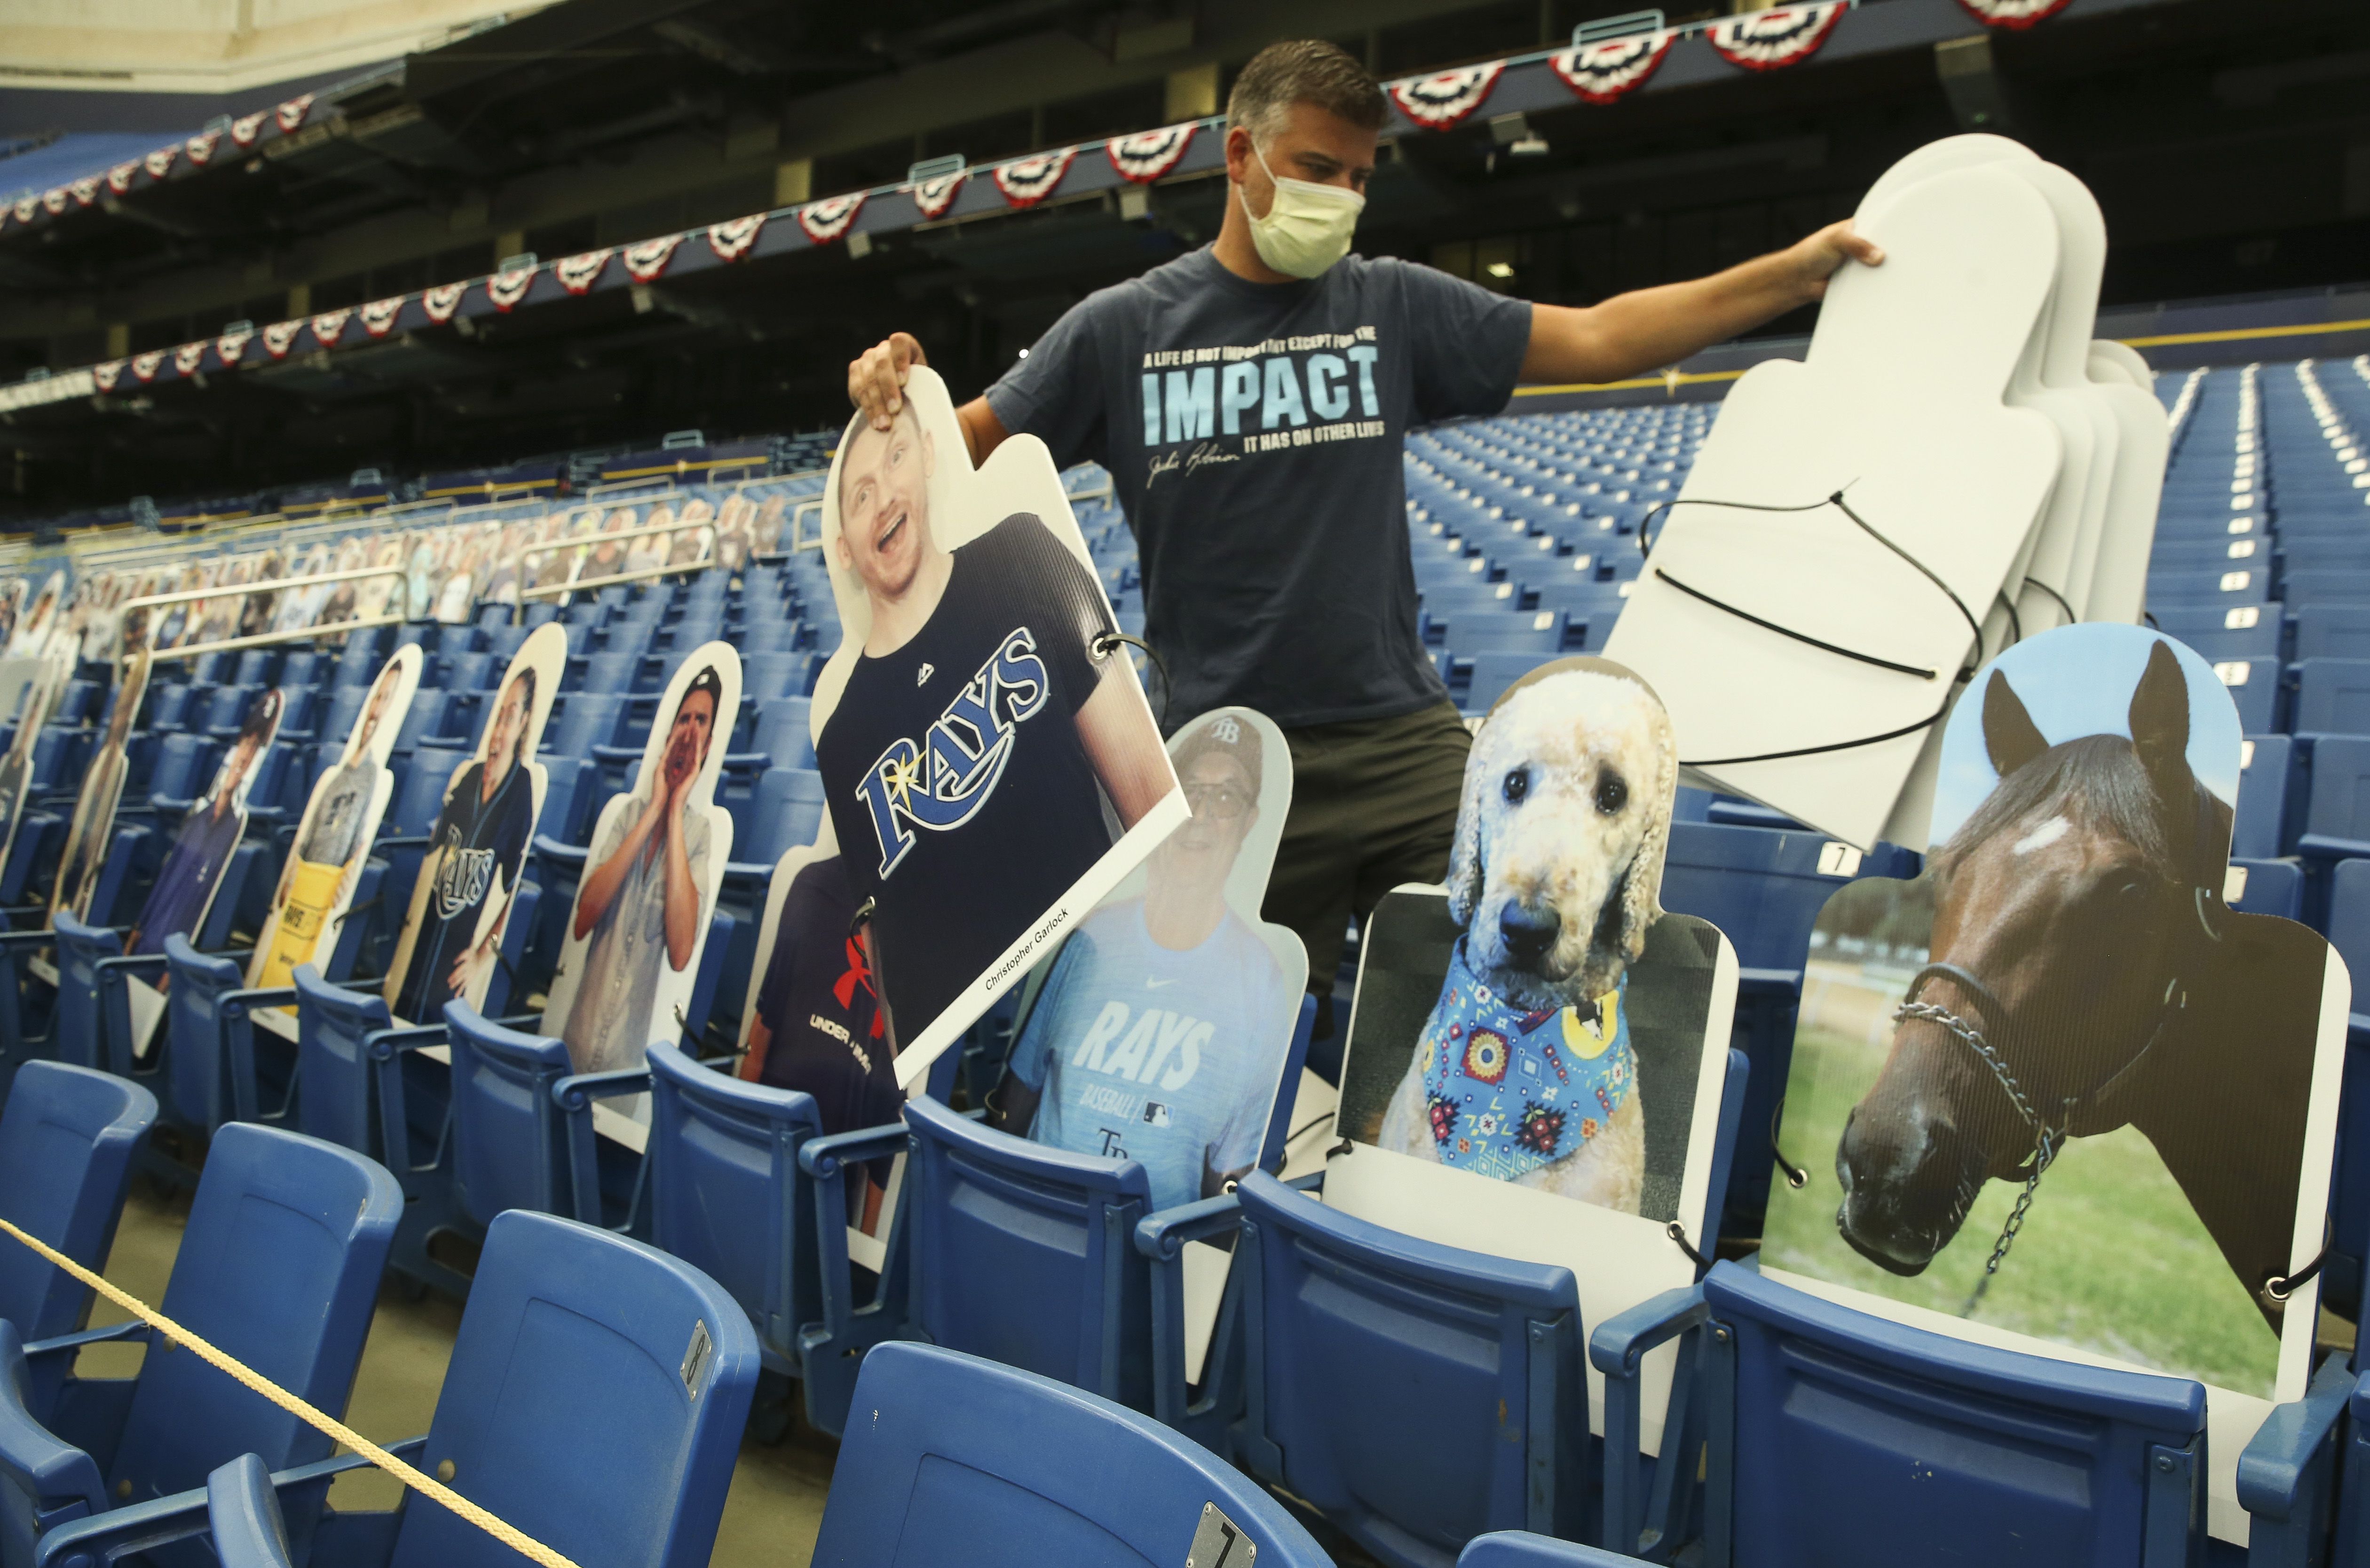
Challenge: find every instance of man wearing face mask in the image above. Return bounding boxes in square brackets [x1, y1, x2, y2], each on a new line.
[847, 39, 1884, 1059]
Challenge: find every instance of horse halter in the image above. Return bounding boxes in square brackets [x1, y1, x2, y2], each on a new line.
[1890, 866, 2227, 1300]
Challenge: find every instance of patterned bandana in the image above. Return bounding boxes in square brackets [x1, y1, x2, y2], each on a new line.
[1418, 938, 1632, 1181]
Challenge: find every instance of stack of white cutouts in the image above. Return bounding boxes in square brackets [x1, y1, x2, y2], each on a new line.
[1603, 134, 2171, 849]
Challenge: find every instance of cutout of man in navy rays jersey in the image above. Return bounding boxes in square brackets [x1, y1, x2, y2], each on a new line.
[814, 397, 1174, 1046]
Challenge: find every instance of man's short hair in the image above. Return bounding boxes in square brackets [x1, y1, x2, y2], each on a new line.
[1227, 39, 1387, 145]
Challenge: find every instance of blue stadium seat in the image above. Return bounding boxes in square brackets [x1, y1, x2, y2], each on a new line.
[1465, 650, 1560, 713]
[722, 767, 828, 883]
[2296, 735, 2370, 867]
[0, 1123, 398, 1565]
[2235, 735, 2305, 859]
[161, 935, 295, 1138]
[2228, 857, 2304, 919]
[2294, 605, 2370, 662]
[724, 695, 815, 777]
[1460, 1536, 1649, 1567]
[443, 651, 497, 692]
[2291, 657, 2370, 737]
[0, 1062, 154, 1412]
[740, 651, 811, 703]
[34, 1210, 759, 1568]
[542, 691, 627, 763]
[2213, 656, 2279, 733]
[810, 1341, 1331, 1568]
[2318, 859, 2370, 1315]
[1660, 823, 1918, 1229]
[577, 650, 639, 696]
[388, 689, 462, 753]
[1594, 1260, 2351, 1567]
[1231, 1169, 1596, 1562]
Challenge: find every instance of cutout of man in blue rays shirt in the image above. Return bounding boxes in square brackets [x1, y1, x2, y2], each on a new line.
[997, 714, 1296, 1208]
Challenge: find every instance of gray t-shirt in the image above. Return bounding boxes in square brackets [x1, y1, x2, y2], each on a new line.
[987, 246, 1532, 729]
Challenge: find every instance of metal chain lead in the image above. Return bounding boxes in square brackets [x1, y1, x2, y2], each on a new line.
[1893, 996, 2067, 1314]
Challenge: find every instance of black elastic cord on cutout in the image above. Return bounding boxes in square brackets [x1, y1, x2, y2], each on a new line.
[1635, 489, 1985, 769]
[1666, 1220, 1713, 1274]
[2023, 578, 2077, 627]
[1093, 630, 1167, 731]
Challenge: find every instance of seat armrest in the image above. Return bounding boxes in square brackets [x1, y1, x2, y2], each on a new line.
[0, 1322, 106, 1544]
[1133, 1192, 1243, 1262]
[532, 835, 587, 873]
[720, 750, 772, 773]
[363, 1023, 448, 1062]
[2235, 1354, 2354, 1553]
[589, 743, 641, 765]
[23, 1321, 151, 1359]
[373, 834, 433, 851]
[1591, 1283, 1709, 1560]
[553, 1067, 651, 1112]
[798, 1123, 909, 1180]
[94, 953, 170, 980]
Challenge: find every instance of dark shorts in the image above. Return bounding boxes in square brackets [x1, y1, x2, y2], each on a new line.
[1260, 699, 1472, 1001]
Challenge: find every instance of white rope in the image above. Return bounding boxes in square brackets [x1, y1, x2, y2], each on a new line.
[0, 1216, 581, 1568]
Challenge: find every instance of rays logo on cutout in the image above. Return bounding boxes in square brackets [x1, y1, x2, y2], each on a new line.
[486, 264, 537, 312]
[93, 362, 125, 393]
[106, 161, 139, 194]
[1551, 32, 1676, 103]
[262, 321, 304, 359]
[855, 628, 1052, 877]
[909, 171, 965, 220]
[276, 94, 315, 132]
[708, 213, 767, 261]
[229, 112, 267, 148]
[143, 147, 177, 180]
[1106, 123, 1196, 184]
[623, 235, 683, 282]
[993, 148, 1077, 209]
[432, 827, 500, 921]
[1389, 63, 1505, 129]
[1953, 0, 2073, 25]
[1706, 2, 1847, 70]
[797, 193, 866, 244]
[556, 249, 612, 294]
[421, 283, 466, 323]
[172, 342, 207, 375]
[360, 297, 404, 338]
[312, 308, 353, 346]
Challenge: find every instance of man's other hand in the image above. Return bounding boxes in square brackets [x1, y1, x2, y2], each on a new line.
[849, 333, 927, 430]
[1784, 221, 1885, 305]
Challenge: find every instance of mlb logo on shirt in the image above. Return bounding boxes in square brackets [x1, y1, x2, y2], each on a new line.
[1141, 1102, 1172, 1128]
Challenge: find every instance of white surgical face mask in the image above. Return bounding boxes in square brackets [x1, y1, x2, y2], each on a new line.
[1240, 142, 1364, 280]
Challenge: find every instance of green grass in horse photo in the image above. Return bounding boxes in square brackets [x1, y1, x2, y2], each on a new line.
[1759, 976, 2278, 1400]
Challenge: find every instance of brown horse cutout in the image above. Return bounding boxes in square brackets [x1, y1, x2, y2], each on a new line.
[1834, 638, 2325, 1330]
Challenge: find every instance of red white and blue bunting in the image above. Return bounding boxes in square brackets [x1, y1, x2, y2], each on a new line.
[275, 94, 315, 132]
[360, 298, 403, 338]
[143, 146, 176, 180]
[261, 320, 304, 358]
[1390, 63, 1504, 129]
[12, 197, 37, 225]
[485, 264, 536, 311]
[708, 212, 767, 260]
[229, 112, 266, 149]
[40, 190, 65, 215]
[105, 161, 138, 195]
[1706, 2, 1847, 71]
[69, 177, 99, 208]
[1953, 0, 2072, 25]
[1551, 32, 1676, 103]
[796, 193, 865, 245]
[909, 170, 964, 220]
[311, 308, 352, 347]
[186, 130, 221, 166]
[623, 235, 682, 282]
[131, 351, 164, 383]
[93, 361, 124, 392]
[556, 249, 612, 294]
[421, 283, 465, 323]
[1107, 123, 1196, 184]
[215, 326, 253, 364]
[173, 342, 206, 375]
[993, 147, 1076, 209]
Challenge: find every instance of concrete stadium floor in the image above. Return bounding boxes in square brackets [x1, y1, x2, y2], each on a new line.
[80, 1181, 837, 1566]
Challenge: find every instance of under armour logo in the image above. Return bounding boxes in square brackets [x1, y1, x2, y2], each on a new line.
[916, 662, 934, 686]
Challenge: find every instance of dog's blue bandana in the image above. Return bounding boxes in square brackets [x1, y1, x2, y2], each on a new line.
[1419, 938, 1633, 1182]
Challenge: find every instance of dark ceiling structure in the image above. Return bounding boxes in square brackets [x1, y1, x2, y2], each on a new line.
[0, 0, 2365, 525]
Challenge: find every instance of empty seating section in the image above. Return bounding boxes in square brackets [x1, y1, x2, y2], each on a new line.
[21, 355, 2370, 1568]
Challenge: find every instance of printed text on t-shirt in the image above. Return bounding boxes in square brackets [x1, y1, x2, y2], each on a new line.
[1139, 328, 1387, 482]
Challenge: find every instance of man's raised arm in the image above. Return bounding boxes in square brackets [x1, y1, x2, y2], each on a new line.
[1519, 221, 1886, 388]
